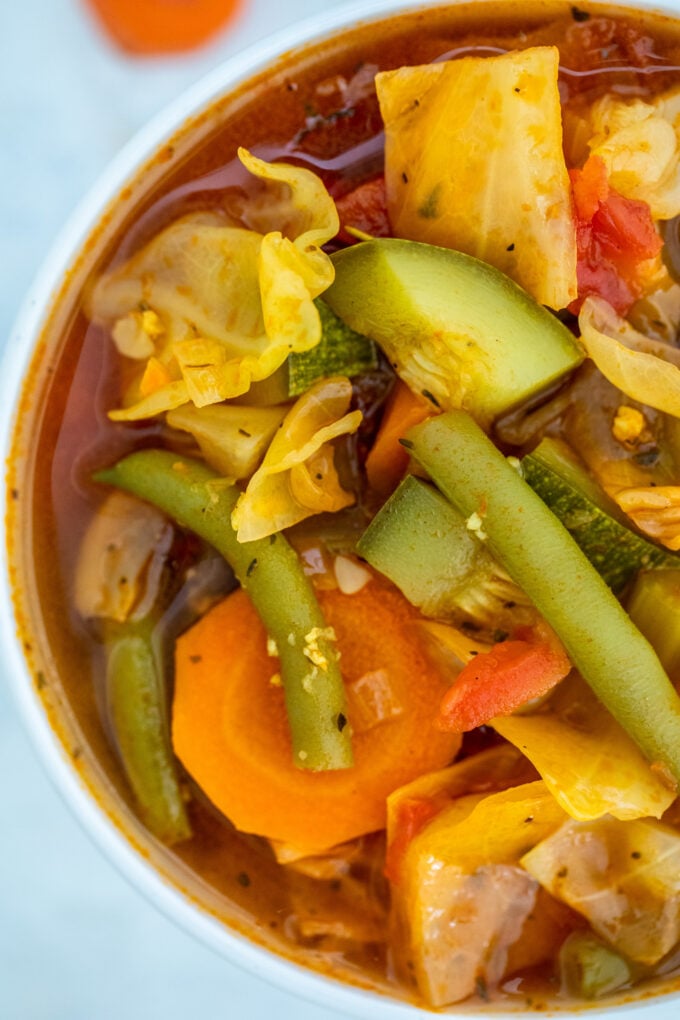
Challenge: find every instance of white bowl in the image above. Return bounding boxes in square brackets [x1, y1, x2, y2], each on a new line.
[3, 1, 680, 1016]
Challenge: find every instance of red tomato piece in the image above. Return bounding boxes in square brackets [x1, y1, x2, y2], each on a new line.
[335, 176, 391, 244]
[570, 154, 662, 315]
[384, 796, 440, 884]
[438, 634, 572, 733]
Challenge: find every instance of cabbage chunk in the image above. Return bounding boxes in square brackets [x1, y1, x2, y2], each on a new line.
[231, 376, 362, 542]
[493, 673, 675, 822]
[394, 781, 566, 1006]
[87, 150, 339, 420]
[165, 403, 287, 480]
[376, 47, 577, 309]
[522, 816, 680, 965]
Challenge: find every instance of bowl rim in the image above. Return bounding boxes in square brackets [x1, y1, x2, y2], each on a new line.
[3, 0, 680, 1016]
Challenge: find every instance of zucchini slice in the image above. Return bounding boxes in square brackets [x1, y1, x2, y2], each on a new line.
[244, 298, 378, 404]
[326, 238, 583, 426]
[356, 474, 532, 638]
[522, 437, 680, 593]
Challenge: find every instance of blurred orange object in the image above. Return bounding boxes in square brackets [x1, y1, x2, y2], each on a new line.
[84, 0, 242, 55]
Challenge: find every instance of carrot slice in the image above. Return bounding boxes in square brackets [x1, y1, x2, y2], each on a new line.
[438, 630, 571, 733]
[173, 581, 461, 852]
[84, 0, 241, 56]
[365, 380, 433, 496]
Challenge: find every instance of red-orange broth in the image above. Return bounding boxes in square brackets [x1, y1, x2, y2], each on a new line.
[9, 0, 680, 1011]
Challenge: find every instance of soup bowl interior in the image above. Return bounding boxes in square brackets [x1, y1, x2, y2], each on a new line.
[3, 0, 680, 1016]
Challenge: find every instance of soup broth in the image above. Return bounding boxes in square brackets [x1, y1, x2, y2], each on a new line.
[9, 0, 680, 1011]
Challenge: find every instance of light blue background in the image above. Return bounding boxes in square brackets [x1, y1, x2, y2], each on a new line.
[0, 2, 353, 1017]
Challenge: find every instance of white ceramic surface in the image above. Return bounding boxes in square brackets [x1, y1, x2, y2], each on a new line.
[3, 2, 680, 1017]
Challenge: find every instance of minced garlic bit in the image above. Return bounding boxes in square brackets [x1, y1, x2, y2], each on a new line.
[287, 632, 296, 647]
[301, 667, 319, 693]
[269, 673, 282, 687]
[612, 405, 646, 445]
[302, 626, 337, 671]
[266, 636, 279, 657]
[140, 308, 164, 340]
[334, 554, 372, 595]
[298, 750, 308, 761]
[465, 510, 488, 541]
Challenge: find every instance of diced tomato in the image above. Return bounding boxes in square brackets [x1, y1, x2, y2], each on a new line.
[384, 796, 441, 884]
[335, 176, 391, 244]
[570, 154, 663, 315]
[438, 627, 572, 733]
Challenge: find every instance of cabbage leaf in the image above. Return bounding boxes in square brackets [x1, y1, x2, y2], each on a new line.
[231, 376, 362, 542]
[579, 296, 680, 417]
[376, 46, 577, 309]
[522, 816, 680, 965]
[585, 90, 680, 220]
[493, 673, 675, 822]
[87, 150, 339, 420]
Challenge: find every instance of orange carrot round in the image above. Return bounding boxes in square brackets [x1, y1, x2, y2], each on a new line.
[84, 0, 241, 56]
[173, 581, 461, 852]
[365, 380, 433, 496]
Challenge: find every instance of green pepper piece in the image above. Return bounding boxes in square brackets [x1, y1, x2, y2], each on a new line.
[94, 450, 353, 772]
[406, 410, 680, 786]
[105, 615, 191, 844]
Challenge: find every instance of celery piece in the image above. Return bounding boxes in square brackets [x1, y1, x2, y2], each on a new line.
[95, 450, 353, 772]
[628, 569, 680, 684]
[105, 616, 191, 845]
[357, 474, 530, 637]
[407, 410, 680, 784]
[559, 932, 631, 999]
[523, 438, 680, 594]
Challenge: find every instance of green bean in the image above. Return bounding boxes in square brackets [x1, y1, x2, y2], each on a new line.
[95, 450, 353, 771]
[104, 616, 191, 844]
[407, 410, 680, 786]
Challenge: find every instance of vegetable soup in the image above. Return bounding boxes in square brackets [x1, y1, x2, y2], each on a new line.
[9, 0, 680, 1010]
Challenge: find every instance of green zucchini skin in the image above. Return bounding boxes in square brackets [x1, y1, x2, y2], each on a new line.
[326, 238, 583, 426]
[288, 299, 378, 396]
[356, 474, 531, 637]
[522, 439, 680, 594]
[245, 298, 377, 404]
